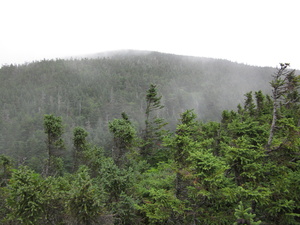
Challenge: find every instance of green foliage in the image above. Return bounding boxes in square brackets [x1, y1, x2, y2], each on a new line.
[109, 115, 137, 166]
[98, 157, 135, 203]
[180, 109, 198, 126]
[135, 161, 185, 224]
[44, 114, 64, 140]
[244, 92, 256, 116]
[112, 192, 140, 225]
[166, 109, 201, 166]
[65, 166, 105, 224]
[42, 175, 68, 224]
[73, 126, 88, 170]
[6, 166, 46, 224]
[142, 84, 168, 164]
[188, 148, 228, 188]
[0, 154, 13, 187]
[0, 59, 299, 224]
[0, 186, 10, 224]
[221, 137, 266, 185]
[145, 84, 164, 116]
[81, 146, 106, 176]
[234, 201, 261, 225]
[109, 114, 136, 146]
[254, 90, 272, 120]
[43, 114, 65, 176]
[73, 126, 88, 150]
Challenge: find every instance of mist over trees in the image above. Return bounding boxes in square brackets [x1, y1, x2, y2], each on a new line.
[0, 51, 274, 164]
[0, 51, 299, 224]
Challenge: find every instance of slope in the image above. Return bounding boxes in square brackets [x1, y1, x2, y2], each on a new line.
[0, 50, 275, 167]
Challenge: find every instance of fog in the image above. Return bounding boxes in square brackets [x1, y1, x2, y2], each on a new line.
[1, 1, 299, 69]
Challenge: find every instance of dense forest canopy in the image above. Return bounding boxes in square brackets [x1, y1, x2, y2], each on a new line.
[0, 51, 299, 224]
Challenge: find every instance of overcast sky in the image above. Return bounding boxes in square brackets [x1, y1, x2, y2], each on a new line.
[1, 0, 299, 69]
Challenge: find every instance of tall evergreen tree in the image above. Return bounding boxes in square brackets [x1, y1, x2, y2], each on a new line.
[244, 91, 256, 117]
[73, 126, 88, 171]
[43, 114, 65, 176]
[141, 84, 167, 163]
[109, 112, 137, 166]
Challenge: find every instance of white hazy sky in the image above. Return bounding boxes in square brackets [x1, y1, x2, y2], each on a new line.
[1, 0, 299, 69]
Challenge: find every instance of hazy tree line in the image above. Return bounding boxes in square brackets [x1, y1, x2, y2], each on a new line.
[0, 52, 299, 224]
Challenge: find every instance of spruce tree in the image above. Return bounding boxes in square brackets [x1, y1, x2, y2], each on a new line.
[73, 126, 88, 171]
[244, 92, 256, 117]
[141, 84, 167, 163]
[109, 112, 137, 166]
[43, 114, 65, 176]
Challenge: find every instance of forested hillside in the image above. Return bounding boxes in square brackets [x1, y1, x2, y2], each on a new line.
[0, 51, 274, 166]
[1, 52, 299, 224]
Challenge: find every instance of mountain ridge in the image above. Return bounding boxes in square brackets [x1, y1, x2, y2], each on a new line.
[73, 49, 276, 69]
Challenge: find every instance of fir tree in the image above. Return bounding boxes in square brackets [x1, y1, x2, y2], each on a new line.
[109, 112, 137, 166]
[141, 84, 167, 163]
[43, 114, 65, 176]
[72, 126, 88, 171]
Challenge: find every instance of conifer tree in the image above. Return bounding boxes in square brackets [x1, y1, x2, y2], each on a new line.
[73, 126, 88, 171]
[43, 114, 65, 176]
[65, 166, 105, 224]
[141, 84, 167, 163]
[109, 112, 137, 166]
[6, 166, 46, 224]
[255, 90, 266, 119]
[244, 91, 256, 117]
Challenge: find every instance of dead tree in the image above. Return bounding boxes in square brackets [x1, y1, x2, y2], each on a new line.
[267, 63, 297, 148]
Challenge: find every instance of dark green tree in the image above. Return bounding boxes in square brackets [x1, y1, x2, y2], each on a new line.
[244, 91, 256, 117]
[108, 112, 137, 166]
[255, 90, 266, 118]
[6, 166, 46, 224]
[134, 161, 185, 224]
[73, 126, 88, 171]
[65, 166, 105, 225]
[43, 114, 65, 176]
[172, 109, 199, 166]
[142, 84, 167, 163]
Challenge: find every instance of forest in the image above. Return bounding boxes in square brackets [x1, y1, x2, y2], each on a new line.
[0, 51, 299, 224]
